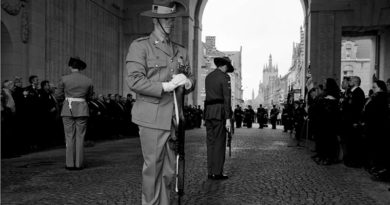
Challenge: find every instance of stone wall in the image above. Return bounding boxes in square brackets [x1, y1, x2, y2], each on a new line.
[45, 0, 122, 95]
[1, 0, 124, 94]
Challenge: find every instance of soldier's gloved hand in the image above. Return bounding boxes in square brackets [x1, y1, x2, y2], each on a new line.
[171, 74, 187, 86]
[226, 119, 231, 133]
[184, 79, 192, 89]
[162, 81, 178, 92]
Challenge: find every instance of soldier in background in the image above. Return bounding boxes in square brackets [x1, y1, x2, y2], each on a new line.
[55, 57, 93, 170]
[204, 57, 234, 180]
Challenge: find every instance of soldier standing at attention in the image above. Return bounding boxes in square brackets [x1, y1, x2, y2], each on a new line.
[126, 0, 195, 204]
[204, 57, 234, 180]
[55, 57, 93, 170]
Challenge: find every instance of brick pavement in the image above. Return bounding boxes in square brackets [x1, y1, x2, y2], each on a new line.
[2, 125, 390, 205]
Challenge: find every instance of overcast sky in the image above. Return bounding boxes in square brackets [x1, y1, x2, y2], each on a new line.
[202, 0, 304, 100]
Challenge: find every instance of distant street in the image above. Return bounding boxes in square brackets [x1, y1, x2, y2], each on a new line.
[2, 124, 390, 205]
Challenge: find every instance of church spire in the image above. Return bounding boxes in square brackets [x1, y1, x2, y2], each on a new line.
[269, 54, 272, 68]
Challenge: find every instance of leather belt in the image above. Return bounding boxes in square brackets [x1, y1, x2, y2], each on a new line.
[205, 99, 224, 106]
[65, 97, 85, 109]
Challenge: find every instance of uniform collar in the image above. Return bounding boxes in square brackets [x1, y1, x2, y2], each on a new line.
[150, 32, 178, 58]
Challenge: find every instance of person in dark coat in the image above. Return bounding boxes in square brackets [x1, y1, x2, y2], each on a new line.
[339, 76, 351, 163]
[270, 105, 279, 129]
[39, 80, 59, 148]
[196, 105, 203, 128]
[343, 76, 366, 168]
[282, 104, 292, 132]
[55, 57, 93, 170]
[1, 80, 18, 158]
[257, 104, 266, 129]
[315, 78, 341, 165]
[23, 75, 42, 151]
[245, 105, 255, 128]
[204, 56, 234, 180]
[234, 105, 243, 128]
[293, 101, 306, 146]
[363, 80, 389, 180]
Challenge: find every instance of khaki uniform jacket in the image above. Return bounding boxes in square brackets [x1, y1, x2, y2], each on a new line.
[126, 32, 195, 130]
[55, 72, 93, 117]
[204, 69, 231, 120]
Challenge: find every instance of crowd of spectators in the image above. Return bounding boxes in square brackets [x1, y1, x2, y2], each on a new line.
[301, 77, 390, 182]
[183, 105, 203, 130]
[3, 74, 390, 183]
[231, 76, 390, 183]
[1, 75, 205, 159]
[1, 75, 139, 158]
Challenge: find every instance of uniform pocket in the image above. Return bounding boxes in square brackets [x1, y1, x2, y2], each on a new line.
[137, 94, 160, 104]
[146, 59, 166, 81]
[132, 98, 159, 123]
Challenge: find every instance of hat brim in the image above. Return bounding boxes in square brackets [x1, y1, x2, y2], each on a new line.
[69, 58, 87, 70]
[214, 58, 234, 72]
[140, 10, 186, 18]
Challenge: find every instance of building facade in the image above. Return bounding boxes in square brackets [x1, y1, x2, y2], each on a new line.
[341, 39, 374, 95]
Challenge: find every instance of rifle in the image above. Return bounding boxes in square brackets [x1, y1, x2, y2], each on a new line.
[173, 86, 185, 205]
[173, 61, 191, 205]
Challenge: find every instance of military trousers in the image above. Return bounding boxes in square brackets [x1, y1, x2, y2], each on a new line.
[205, 119, 226, 175]
[139, 126, 175, 205]
[62, 116, 88, 168]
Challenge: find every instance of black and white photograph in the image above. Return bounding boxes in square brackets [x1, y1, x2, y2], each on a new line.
[1, 0, 390, 204]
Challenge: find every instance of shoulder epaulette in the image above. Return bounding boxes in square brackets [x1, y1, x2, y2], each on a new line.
[135, 36, 149, 42]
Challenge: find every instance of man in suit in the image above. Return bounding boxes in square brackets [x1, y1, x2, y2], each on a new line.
[23, 75, 43, 150]
[39, 80, 58, 148]
[343, 76, 365, 167]
[204, 56, 234, 180]
[55, 57, 93, 170]
[126, 0, 195, 204]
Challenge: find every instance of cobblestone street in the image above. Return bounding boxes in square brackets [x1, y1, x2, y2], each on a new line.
[2, 125, 390, 205]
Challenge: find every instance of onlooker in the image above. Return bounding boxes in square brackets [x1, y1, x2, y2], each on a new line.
[339, 76, 352, 163]
[23, 75, 42, 151]
[315, 78, 340, 165]
[293, 101, 306, 146]
[1, 80, 17, 157]
[343, 76, 366, 168]
[39, 80, 59, 147]
[363, 80, 389, 180]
